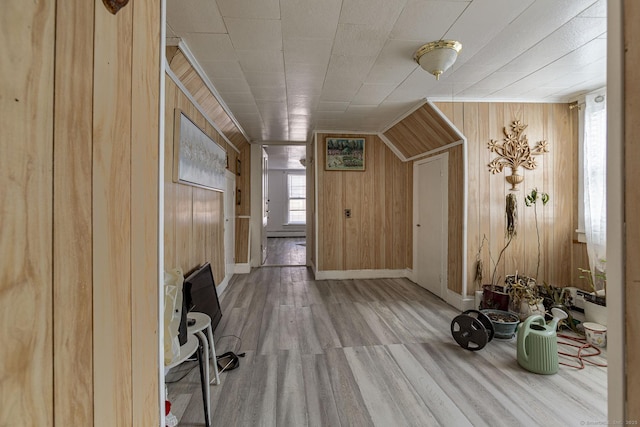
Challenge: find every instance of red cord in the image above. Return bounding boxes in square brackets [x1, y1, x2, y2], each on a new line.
[557, 333, 608, 369]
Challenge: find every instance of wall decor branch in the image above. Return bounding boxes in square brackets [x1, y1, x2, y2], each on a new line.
[487, 120, 549, 190]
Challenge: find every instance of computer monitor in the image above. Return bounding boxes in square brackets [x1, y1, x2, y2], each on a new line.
[183, 262, 222, 332]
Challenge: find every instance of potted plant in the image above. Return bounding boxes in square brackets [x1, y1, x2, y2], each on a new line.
[540, 281, 578, 332]
[478, 193, 518, 311]
[503, 188, 549, 320]
[506, 273, 545, 321]
[578, 263, 606, 326]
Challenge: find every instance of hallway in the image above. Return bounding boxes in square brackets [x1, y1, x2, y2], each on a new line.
[263, 237, 306, 266]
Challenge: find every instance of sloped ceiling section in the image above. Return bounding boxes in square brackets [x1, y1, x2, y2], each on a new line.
[169, 49, 250, 149]
[383, 102, 462, 160]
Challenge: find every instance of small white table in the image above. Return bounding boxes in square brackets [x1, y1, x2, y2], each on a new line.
[187, 312, 220, 427]
[164, 334, 210, 427]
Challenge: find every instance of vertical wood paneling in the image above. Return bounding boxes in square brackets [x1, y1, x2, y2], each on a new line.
[373, 139, 387, 268]
[317, 134, 410, 271]
[344, 147, 364, 270]
[465, 103, 481, 290]
[1, 1, 55, 425]
[436, 102, 576, 294]
[164, 79, 227, 282]
[130, 0, 161, 424]
[235, 217, 251, 263]
[92, 2, 133, 424]
[53, 0, 94, 424]
[625, 0, 640, 419]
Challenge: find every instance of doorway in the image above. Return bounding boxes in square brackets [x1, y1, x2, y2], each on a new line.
[413, 153, 448, 299]
[262, 145, 307, 266]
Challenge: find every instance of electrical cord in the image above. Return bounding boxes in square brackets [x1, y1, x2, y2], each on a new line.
[215, 334, 245, 374]
[167, 334, 246, 383]
[557, 333, 608, 369]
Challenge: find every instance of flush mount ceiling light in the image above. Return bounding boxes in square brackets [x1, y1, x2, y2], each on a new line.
[413, 40, 462, 80]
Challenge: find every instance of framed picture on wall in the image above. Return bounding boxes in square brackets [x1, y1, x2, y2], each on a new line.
[325, 137, 365, 171]
[173, 109, 226, 192]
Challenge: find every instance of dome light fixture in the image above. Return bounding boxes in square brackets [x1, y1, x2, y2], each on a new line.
[413, 40, 462, 80]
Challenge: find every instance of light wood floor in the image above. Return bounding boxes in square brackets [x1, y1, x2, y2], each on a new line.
[263, 237, 306, 266]
[166, 267, 607, 427]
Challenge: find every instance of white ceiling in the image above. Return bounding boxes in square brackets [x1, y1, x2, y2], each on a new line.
[264, 144, 307, 170]
[166, 0, 607, 144]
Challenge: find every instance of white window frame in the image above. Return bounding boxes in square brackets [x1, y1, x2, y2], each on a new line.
[287, 172, 306, 225]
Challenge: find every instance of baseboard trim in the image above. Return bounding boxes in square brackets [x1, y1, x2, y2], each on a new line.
[234, 263, 251, 274]
[216, 275, 231, 296]
[314, 268, 410, 280]
[445, 289, 475, 311]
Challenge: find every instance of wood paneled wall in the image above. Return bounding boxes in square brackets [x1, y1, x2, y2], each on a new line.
[435, 102, 578, 295]
[167, 49, 251, 265]
[625, 0, 640, 419]
[164, 78, 225, 284]
[316, 134, 412, 271]
[2, 1, 55, 424]
[2, 1, 162, 425]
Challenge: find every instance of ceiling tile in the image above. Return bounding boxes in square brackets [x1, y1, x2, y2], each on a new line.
[339, 0, 407, 30]
[365, 40, 421, 85]
[390, 0, 470, 42]
[579, 0, 606, 18]
[317, 101, 350, 112]
[285, 62, 328, 81]
[182, 33, 237, 61]
[251, 86, 287, 102]
[284, 39, 333, 65]
[351, 84, 396, 105]
[225, 102, 260, 113]
[243, 71, 286, 88]
[500, 17, 606, 74]
[200, 60, 244, 79]
[225, 18, 283, 51]
[442, 0, 534, 60]
[237, 50, 285, 73]
[217, 0, 281, 19]
[281, 0, 342, 40]
[332, 24, 389, 57]
[166, 0, 226, 33]
[209, 77, 251, 93]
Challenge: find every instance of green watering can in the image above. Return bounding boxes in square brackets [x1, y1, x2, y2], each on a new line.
[517, 308, 568, 375]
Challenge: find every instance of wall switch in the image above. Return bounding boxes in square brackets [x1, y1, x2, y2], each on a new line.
[344, 209, 351, 218]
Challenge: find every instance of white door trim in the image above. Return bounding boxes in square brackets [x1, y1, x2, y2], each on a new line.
[413, 152, 449, 298]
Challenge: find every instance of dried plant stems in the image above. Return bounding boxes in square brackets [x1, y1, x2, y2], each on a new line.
[490, 194, 518, 288]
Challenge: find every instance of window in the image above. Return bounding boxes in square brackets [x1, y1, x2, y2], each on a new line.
[287, 173, 306, 224]
[579, 90, 607, 274]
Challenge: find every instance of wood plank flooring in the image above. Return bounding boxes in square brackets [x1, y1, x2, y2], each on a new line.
[166, 267, 607, 426]
[263, 237, 306, 266]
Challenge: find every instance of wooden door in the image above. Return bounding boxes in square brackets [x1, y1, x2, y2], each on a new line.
[413, 153, 448, 298]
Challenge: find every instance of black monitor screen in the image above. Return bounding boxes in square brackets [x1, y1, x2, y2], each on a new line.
[183, 262, 222, 332]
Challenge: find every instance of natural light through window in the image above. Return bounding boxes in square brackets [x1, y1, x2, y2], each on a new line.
[288, 173, 306, 224]
[582, 90, 607, 275]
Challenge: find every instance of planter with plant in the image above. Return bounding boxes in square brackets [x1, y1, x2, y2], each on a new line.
[539, 281, 578, 332]
[477, 193, 518, 311]
[503, 188, 550, 320]
[578, 264, 606, 326]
